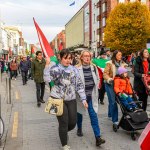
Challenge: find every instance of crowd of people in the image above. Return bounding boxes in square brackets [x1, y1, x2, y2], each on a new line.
[0, 48, 149, 150]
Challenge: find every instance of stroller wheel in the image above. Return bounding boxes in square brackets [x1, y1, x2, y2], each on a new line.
[131, 132, 136, 141]
[113, 124, 118, 132]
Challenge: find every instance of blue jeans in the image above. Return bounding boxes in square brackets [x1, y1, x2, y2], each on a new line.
[119, 96, 137, 110]
[105, 83, 118, 123]
[77, 100, 100, 137]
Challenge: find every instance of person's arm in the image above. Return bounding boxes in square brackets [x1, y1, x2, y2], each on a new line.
[31, 61, 35, 79]
[114, 78, 121, 95]
[134, 60, 143, 78]
[103, 63, 113, 83]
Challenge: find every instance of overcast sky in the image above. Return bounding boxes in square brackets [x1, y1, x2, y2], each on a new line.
[0, 0, 87, 44]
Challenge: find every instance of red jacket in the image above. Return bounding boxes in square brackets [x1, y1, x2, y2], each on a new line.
[114, 76, 133, 95]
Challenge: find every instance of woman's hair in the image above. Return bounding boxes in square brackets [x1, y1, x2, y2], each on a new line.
[140, 49, 148, 59]
[111, 50, 122, 64]
[77, 50, 92, 66]
[59, 49, 72, 60]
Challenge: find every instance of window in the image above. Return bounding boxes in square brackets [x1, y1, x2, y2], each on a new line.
[102, 17, 106, 27]
[118, 0, 125, 3]
[94, 14, 95, 23]
[94, 31, 96, 42]
[102, 3, 106, 13]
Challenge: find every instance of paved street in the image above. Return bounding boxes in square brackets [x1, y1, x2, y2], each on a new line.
[0, 73, 145, 150]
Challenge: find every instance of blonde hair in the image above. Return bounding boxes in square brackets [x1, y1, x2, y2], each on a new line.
[77, 50, 93, 67]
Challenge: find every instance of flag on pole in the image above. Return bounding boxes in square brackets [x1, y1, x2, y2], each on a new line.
[69, 1, 75, 6]
[33, 18, 54, 57]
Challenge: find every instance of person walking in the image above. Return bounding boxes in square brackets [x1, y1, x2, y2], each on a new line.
[32, 51, 46, 107]
[134, 49, 150, 111]
[10, 59, 18, 80]
[103, 50, 127, 128]
[20, 56, 29, 85]
[44, 49, 88, 150]
[93, 50, 109, 104]
[76, 50, 105, 147]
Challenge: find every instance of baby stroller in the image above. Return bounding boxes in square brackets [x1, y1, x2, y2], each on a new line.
[113, 90, 149, 140]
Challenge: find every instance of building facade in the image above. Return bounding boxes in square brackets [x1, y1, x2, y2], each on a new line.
[65, 8, 84, 48]
[97, 0, 150, 48]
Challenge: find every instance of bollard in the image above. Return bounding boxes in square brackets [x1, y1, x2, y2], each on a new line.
[9, 78, 11, 104]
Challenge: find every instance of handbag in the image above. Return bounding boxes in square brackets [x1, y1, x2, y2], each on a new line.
[45, 72, 72, 116]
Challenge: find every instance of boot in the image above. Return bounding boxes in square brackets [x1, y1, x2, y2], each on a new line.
[37, 102, 41, 107]
[63, 145, 70, 150]
[77, 128, 83, 137]
[96, 136, 105, 146]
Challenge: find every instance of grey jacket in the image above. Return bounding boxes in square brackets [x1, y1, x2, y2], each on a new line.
[76, 64, 99, 114]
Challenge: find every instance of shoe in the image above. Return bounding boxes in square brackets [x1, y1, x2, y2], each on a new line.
[39, 99, 45, 103]
[100, 101, 104, 105]
[37, 102, 41, 107]
[63, 145, 71, 150]
[77, 128, 83, 137]
[96, 137, 105, 146]
[15, 78, 16, 80]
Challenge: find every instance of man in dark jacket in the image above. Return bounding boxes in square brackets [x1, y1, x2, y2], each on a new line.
[20, 56, 29, 85]
[32, 51, 46, 107]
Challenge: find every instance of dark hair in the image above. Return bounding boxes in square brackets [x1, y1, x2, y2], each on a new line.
[59, 49, 72, 60]
[111, 50, 122, 64]
[140, 49, 147, 59]
[36, 51, 42, 56]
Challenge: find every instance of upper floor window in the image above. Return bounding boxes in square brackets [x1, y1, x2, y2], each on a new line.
[102, 3, 106, 13]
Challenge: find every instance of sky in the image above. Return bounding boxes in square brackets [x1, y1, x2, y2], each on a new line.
[0, 0, 87, 44]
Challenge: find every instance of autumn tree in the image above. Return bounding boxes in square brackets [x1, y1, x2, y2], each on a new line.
[104, 2, 150, 54]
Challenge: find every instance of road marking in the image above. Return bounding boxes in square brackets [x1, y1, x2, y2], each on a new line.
[15, 91, 20, 100]
[12, 112, 19, 138]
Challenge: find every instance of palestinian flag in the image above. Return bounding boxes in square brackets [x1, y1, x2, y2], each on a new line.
[92, 58, 108, 72]
[92, 58, 108, 89]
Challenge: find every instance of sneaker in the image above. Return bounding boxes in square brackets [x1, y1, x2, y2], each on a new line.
[15, 78, 16, 80]
[128, 108, 134, 112]
[63, 145, 71, 150]
[77, 128, 83, 137]
[96, 137, 105, 146]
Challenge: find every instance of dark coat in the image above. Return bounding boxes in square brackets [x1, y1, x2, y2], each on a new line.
[31, 58, 46, 83]
[20, 61, 29, 72]
[133, 56, 150, 94]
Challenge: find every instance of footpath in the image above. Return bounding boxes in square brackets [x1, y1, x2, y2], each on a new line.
[1, 75, 142, 150]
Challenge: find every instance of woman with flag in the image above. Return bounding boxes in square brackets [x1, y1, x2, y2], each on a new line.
[44, 49, 88, 150]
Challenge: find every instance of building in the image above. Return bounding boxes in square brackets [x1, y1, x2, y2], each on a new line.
[84, 1, 90, 48]
[91, 0, 99, 56]
[65, 8, 84, 49]
[4, 26, 23, 56]
[96, 0, 150, 48]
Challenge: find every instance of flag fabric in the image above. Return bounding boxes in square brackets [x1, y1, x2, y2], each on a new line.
[92, 58, 108, 89]
[92, 58, 108, 72]
[58, 42, 63, 51]
[33, 18, 54, 57]
[138, 122, 150, 150]
[69, 1, 75, 6]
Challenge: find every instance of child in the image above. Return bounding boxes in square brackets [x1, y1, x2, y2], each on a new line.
[114, 67, 137, 112]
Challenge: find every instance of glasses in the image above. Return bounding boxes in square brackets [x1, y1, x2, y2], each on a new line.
[82, 55, 91, 58]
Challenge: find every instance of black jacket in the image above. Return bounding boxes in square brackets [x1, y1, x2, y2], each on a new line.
[133, 56, 150, 94]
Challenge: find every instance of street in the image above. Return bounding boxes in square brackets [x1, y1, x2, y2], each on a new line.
[0, 73, 143, 150]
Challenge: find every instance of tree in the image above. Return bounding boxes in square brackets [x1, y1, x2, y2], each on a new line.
[104, 2, 150, 54]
